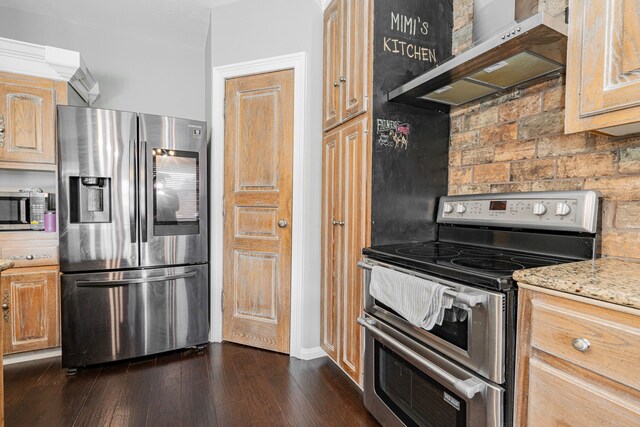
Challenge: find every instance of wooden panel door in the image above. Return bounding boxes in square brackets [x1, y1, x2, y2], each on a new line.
[565, 0, 640, 134]
[341, 0, 370, 122]
[1, 267, 59, 354]
[223, 69, 295, 353]
[323, 0, 342, 130]
[321, 129, 342, 361]
[338, 116, 369, 382]
[0, 83, 55, 164]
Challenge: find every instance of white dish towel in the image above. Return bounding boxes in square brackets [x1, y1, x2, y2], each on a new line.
[370, 266, 455, 330]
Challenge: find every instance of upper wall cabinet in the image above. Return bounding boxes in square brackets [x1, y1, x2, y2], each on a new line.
[0, 81, 56, 165]
[565, 0, 640, 136]
[323, 0, 370, 131]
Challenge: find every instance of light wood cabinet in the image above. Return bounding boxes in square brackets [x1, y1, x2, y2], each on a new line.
[321, 116, 370, 384]
[1, 266, 60, 354]
[515, 286, 640, 426]
[323, 0, 370, 131]
[0, 72, 66, 168]
[565, 0, 640, 136]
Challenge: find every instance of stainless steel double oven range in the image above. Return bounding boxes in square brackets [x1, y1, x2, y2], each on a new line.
[359, 190, 601, 427]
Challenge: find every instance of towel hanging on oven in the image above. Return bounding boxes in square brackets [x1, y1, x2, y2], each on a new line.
[370, 266, 455, 330]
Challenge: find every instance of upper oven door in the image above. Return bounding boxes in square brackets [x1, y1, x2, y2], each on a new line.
[361, 259, 506, 384]
[0, 192, 32, 230]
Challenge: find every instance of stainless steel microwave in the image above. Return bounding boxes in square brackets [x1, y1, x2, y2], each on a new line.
[0, 191, 49, 231]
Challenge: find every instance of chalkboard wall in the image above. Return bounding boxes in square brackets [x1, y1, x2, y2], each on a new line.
[370, 0, 453, 245]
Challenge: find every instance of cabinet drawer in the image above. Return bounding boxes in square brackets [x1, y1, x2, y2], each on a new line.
[529, 294, 640, 390]
[1, 245, 58, 268]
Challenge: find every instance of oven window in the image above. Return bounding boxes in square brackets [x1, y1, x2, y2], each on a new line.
[377, 301, 469, 351]
[430, 306, 469, 351]
[375, 341, 467, 427]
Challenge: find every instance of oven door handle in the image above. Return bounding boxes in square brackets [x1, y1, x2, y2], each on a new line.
[358, 316, 485, 399]
[357, 261, 486, 308]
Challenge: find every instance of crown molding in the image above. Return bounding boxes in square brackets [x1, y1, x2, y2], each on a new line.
[0, 37, 100, 105]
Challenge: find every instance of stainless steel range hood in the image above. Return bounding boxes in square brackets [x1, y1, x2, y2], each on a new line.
[388, 0, 568, 108]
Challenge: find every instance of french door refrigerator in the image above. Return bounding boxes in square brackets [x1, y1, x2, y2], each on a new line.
[57, 106, 208, 368]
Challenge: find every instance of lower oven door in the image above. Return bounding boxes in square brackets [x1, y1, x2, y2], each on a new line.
[360, 315, 503, 427]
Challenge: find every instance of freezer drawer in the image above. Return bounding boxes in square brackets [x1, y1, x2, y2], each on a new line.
[61, 264, 209, 368]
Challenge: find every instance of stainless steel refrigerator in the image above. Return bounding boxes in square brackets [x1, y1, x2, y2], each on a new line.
[57, 106, 208, 368]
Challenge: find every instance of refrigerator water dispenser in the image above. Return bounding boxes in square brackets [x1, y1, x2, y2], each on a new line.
[69, 176, 112, 223]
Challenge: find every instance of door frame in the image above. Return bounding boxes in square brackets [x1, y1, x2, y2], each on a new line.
[211, 52, 306, 358]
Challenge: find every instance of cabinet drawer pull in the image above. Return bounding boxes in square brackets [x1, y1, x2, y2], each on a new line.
[572, 338, 591, 352]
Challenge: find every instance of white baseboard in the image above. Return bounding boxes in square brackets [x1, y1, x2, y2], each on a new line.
[299, 346, 327, 360]
[3, 347, 61, 365]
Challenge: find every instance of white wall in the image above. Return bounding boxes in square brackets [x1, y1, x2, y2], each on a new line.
[210, 0, 324, 350]
[0, 6, 206, 121]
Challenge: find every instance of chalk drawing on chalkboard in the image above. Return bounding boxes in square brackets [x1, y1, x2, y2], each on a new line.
[376, 118, 410, 150]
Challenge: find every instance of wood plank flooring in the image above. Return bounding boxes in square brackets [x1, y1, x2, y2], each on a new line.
[4, 343, 380, 427]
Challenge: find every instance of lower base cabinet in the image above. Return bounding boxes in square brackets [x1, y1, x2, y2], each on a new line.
[321, 115, 370, 384]
[1, 266, 60, 354]
[515, 286, 640, 426]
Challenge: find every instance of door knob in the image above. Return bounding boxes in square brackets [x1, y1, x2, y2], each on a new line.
[278, 219, 289, 228]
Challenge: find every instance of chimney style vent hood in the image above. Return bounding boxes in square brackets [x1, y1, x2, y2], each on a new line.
[388, 0, 568, 109]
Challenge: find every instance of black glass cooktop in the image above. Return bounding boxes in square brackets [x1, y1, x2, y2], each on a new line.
[362, 241, 579, 291]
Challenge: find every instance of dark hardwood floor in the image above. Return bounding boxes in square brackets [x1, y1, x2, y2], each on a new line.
[4, 343, 380, 427]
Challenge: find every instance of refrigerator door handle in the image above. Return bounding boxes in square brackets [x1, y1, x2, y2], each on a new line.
[130, 138, 138, 244]
[139, 139, 148, 243]
[75, 271, 198, 287]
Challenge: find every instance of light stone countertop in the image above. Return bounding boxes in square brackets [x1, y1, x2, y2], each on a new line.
[0, 260, 14, 272]
[513, 258, 640, 310]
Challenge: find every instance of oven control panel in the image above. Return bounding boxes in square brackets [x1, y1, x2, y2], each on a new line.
[438, 190, 600, 233]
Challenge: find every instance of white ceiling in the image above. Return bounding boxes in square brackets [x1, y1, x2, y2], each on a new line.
[0, 0, 241, 48]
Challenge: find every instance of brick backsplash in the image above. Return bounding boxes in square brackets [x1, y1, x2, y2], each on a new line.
[449, 0, 640, 259]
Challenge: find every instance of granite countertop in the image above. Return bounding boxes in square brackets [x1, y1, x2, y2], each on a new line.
[514, 258, 640, 310]
[0, 260, 14, 272]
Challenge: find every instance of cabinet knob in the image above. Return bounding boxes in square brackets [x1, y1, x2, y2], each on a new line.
[2, 303, 7, 310]
[571, 337, 591, 352]
[333, 81, 340, 87]
[278, 219, 289, 229]
[339, 76, 346, 82]
[26, 254, 34, 260]
[338, 221, 345, 226]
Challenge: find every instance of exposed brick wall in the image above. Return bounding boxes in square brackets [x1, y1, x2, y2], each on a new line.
[449, 0, 640, 259]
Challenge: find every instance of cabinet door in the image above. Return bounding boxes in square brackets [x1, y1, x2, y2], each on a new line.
[565, 0, 640, 134]
[2, 268, 59, 354]
[323, 0, 342, 130]
[525, 358, 640, 426]
[321, 129, 341, 361]
[0, 83, 56, 164]
[341, 0, 369, 122]
[338, 116, 369, 383]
